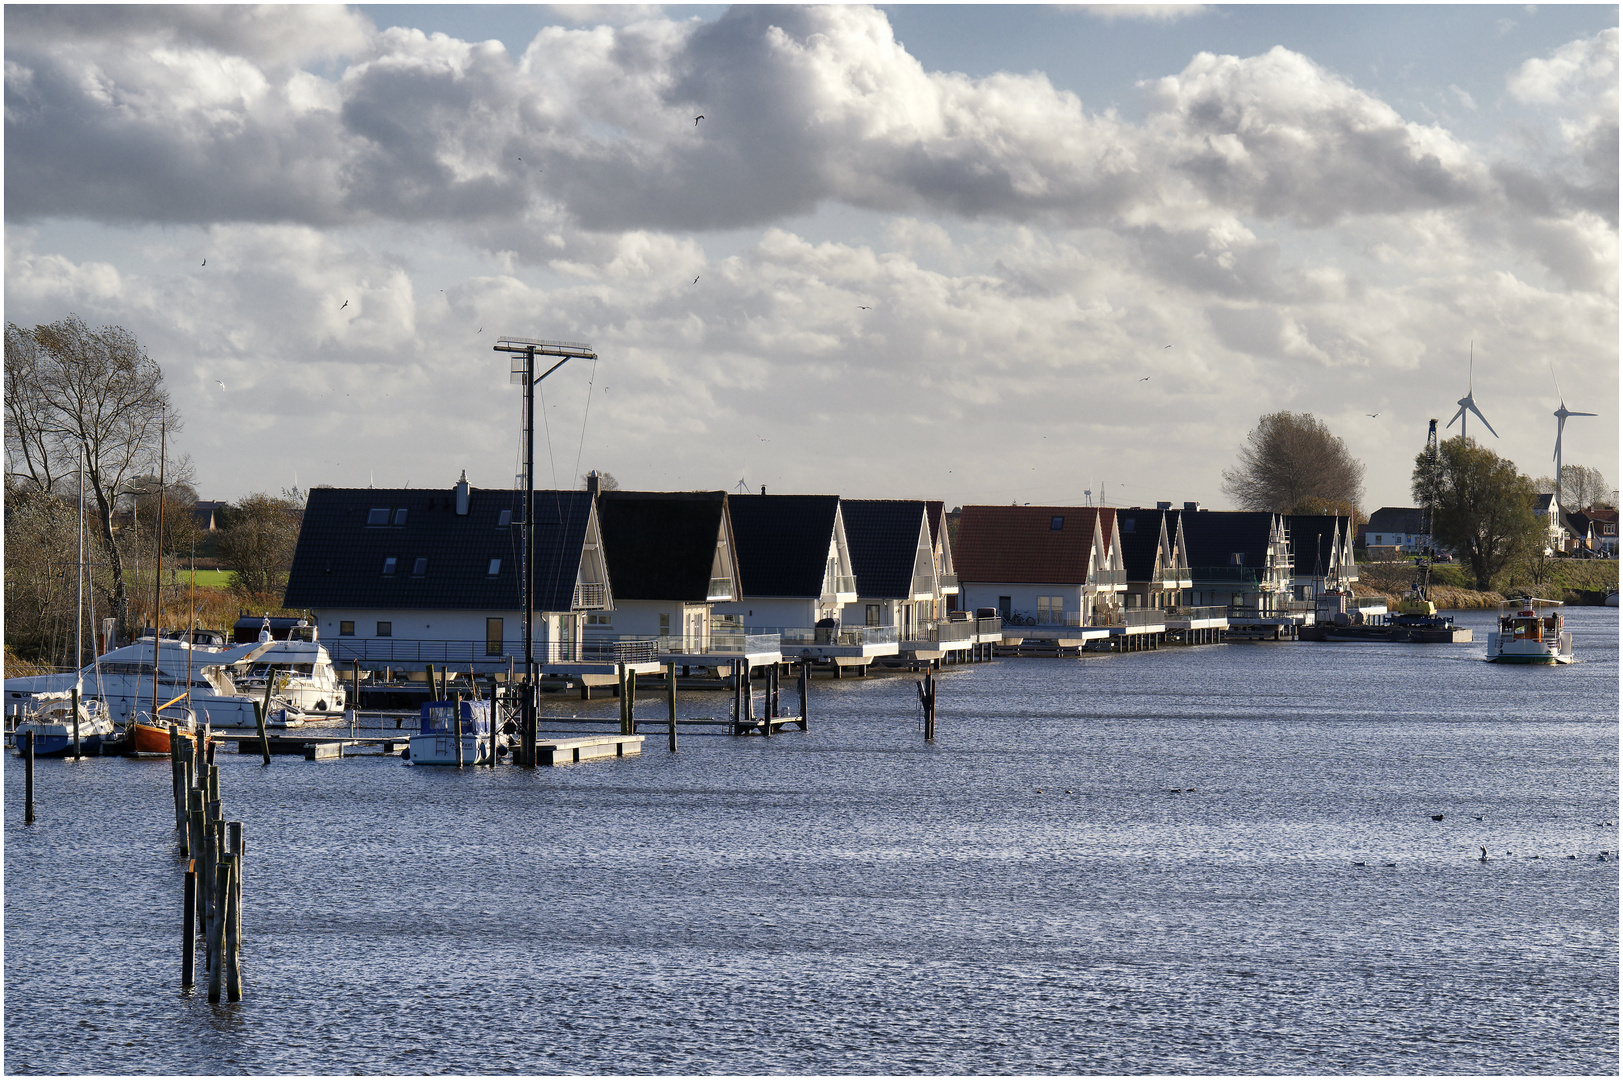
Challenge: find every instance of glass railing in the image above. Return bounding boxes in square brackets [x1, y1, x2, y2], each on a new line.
[325, 635, 657, 665]
[773, 625, 899, 647]
[706, 577, 735, 601]
[1000, 610, 1083, 628]
[656, 632, 781, 655]
[908, 618, 975, 643]
[1163, 605, 1227, 621]
[823, 575, 858, 597]
[911, 574, 936, 597]
[1089, 568, 1127, 587]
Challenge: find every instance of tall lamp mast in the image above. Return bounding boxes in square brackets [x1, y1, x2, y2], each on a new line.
[492, 337, 597, 767]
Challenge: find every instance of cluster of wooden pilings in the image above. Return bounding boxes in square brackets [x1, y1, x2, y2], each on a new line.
[169, 725, 246, 1002]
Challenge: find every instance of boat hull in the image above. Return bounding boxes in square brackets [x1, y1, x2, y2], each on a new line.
[407, 732, 499, 766]
[126, 720, 193, 755]
[13, 731, 113, 757]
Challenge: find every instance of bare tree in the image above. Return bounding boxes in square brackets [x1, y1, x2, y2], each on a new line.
[1221, 412, 1365, 515]
[1533, 464, 1612, 510]
[5, 316, 180, 639]
[216, 490, 305, 602]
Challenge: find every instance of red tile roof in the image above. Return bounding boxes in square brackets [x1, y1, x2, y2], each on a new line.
[955, 505, 1102, 584]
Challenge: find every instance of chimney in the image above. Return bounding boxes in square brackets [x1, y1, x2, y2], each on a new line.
[1156, 501, 1172, 511]
[1184, 501, 1201, 513]
[455, 470, 470, 515]
[586, 470, 600, 498]
[761, 485, 767, 496]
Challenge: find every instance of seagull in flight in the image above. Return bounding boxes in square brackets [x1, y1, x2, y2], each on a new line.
[215, 380, 227, 390]
[340, 300, 349, 310]
[693, 275, 700, 284]
[694, 115, 705, 126]
[201, 258, 207, 267]
[1139, 376, 1151, 381]
[858, 305, 871, 310]
[1367, 412, 1380, 418]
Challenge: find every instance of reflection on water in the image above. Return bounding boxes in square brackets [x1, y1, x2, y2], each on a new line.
[5, 607, 1617, 1074]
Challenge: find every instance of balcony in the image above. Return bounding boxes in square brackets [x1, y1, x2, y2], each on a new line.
[910, 574, 936, 598]
[1091, 607, 1165, 628]
[572, 581, 607, 609]
[706, 576, 735, 601]
[325, 634, 657, 667]
[999, 609, 1083, 628]
[775, 625, 898, 648]
[908, 618, 975, 644]
[656, 632, 781, 656]
[1089, 568, 1127, 588]
[1164, 605, 1227, 622]
[975, 615, 1003, 637]
[937, 572, 959, 593]
[823, 575, 858, 598]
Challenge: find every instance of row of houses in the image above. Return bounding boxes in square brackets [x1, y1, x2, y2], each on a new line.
[280, 474, 1362, 677]
[1361, 499, 1619, 559]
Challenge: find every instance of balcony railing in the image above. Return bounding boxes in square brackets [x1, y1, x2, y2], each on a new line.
[975, 615, 1003, 637]
[706, 577, 735, 601]
[326, 634, 657, 666]
[911, 574, 936, 597]
[773, 625, 899, 647]
[1163, 605, 1227, 622]
[1091, 607, 1166, 628]
[1000, 610, 1083, 628]
[1089, 568, 1127, 587]
[907, 618, 975, 644]
[937, 572, 959, 591]
[572, 581, 607, 609]
[823, 575, 858, 597]
[655, 632, 782, 656]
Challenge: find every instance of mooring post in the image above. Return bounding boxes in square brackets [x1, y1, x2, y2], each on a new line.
[626, 669, 637, 735]
[798, 662, 810, 730]
[352, 659, 361, 716]
[169, 725, 186, 834]
[182, 860, 197, 989]
[666, 661, 678, 752]
[207, 762, 220, 807]
[730, 660, 741, 733]
[223, 855, 242, 1002]
[23, 730, 35, 824]
[615, 663, 627, 735]
[759, 663, 770, 738]
[228, 821, 244, 949]
[71, 686, 81, 760]
[207, 859, 230, 1002]
[254, 700, 271, 766]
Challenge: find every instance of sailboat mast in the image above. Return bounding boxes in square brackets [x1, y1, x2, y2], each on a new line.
[151, 412, 166, 720]
[77, 443, 85, 672]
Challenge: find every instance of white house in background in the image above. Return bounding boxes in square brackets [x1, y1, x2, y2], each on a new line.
[282, 476, 621, 674]
[1362, 507, 1428, 554]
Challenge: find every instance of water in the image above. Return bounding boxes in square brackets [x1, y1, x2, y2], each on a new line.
[6, 607, 1617, 1074]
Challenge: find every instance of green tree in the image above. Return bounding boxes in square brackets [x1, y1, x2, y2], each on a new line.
[217, 490, 305, 603]
[1221, 412, 1365, 516]
[1414, 437, 1540, 590]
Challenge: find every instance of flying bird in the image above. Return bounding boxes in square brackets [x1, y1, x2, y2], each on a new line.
[693, 275, 700, 284]
[477, 327, 483, 334]
[340, 300, 349, 310]
[201, 258, 207, 267]
[858, 305, 870, 310]
[1164, 344, 1172, 349]
[215, 380, 226, 390]
[1367, 412, 1380, 418]
[694, 115, 705, 125]
[1139, 376, 1150, 381]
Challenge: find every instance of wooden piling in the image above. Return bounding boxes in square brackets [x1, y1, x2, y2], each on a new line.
[254, 699, 271, 766]
[228, 821, 244, 949]
[616, 663, 628, 735]
[23, 730, 35, 824]
[797, 662, 810, 730]
[207, 859, 231, 1002]
[222, 855, 242, 1002]
[759, 663, 770, 738]
[207, 762, 220, 807]
[917, 667, 937, 742]
[666, 662, 678, 752]
[626, 669, 637, 735]
[182, 860, 197, 989]
[169, 725, 186, 834]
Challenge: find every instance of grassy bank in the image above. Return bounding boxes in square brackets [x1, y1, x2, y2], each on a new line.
[1356, 557, 1617, 609]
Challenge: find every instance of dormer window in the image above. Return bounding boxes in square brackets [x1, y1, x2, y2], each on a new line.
[498, 509, 512, 527]
[1050, 516, 1064, 531]
[1122, 517, 1136, 533]
[394, 509, 408, 525]
[381, 557, 397, 575]
[487, 558, 501, 575]
[412, 557, 428, 577]
[367, 508, 390, 526]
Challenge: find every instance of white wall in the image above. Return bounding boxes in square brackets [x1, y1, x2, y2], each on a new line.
[711, 597, 819, 629]
[960, 583, 1091, 621]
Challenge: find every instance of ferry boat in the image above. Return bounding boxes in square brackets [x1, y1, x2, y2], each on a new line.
[1486, 598, 1574, 664]
[406, 699, 503, 766]
[11, 690, 116, 757]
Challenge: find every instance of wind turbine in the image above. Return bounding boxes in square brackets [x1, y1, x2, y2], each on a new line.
[1551, 366, 1596, 509]
[1446, 342, 1497, 440]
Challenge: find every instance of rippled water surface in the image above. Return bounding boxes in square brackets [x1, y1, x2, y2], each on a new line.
[6, 607, 1617, 1074]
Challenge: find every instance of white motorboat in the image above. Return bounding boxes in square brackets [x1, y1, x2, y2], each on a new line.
[227, 619, 348, 717]
[1486, 598, 1574, 664]
[406, 699, 504, 766]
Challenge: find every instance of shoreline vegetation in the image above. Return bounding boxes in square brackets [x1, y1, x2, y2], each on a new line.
[1354, 558, 1618, 610]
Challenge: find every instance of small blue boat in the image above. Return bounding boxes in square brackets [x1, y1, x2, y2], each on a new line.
[13, 691, 116, 757]
[405, 699, 503, 765]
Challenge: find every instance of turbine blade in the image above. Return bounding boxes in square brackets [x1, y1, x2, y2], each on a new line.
[1570, 410, 1597, 417]
[1446, 405, 1466, 428]
[1467, 402, 1498, 438]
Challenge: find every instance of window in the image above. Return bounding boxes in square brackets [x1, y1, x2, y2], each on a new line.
[339, 621, 354, 636]
[487, 558, 501, 575]
[865, 604, 881, 626]
[394, 508, 408, 525]
[1050, 516, 1064, 531]
[1122, 517, 1136, 533]
[412, 557, 428, 576]
[1230, 552, 1245, 566]
[382, 557, 397, 576]
[658, 613, 670, 635]
[485, 618, 503, 656]
[586, 613, 612, 626]
[999, 596, 1012, 617]
[367, 508, 390, 525]
[376, 621, 392, 637]
[498, 509, 512, 527]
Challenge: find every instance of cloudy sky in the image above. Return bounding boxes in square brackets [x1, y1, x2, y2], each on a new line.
[6, 4, 1617, 511]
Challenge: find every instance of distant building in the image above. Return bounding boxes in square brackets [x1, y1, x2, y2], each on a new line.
[1363, 507, 1428, 554]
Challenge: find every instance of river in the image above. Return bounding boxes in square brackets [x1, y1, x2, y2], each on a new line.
[4, 606, 1616, 1074]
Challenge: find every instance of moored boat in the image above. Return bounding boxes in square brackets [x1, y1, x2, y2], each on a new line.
[1486, 598, 1574, 664]
[11, 690, 116, 757]
[406, 699, 503, 765]
[125, 703, 199, 755]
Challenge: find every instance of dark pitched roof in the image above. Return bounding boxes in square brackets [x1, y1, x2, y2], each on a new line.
[955, 505, 1100, 584]
[725, 494, 840, 598]
[284, 486, 590, 612]
[841, 499, 928, 598]
[1285, 515, 1343, 576]
[1180, 511, 1276, 571]
[1366, 507, 1426, 534]
[597, 491, 728, 602]
[1116, 509, 1166, 582]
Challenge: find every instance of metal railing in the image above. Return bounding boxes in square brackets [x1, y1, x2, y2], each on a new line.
[572, 581, 607, 609]
[975, 615, 1003, 637]
[908, 618, 975, 644]
[1091, 608, 1166, 628]
[326, 635, 657, 667]
[937, 572, 959, 591]
[911, 574, 936, 597]
[774, 625, 899, 647]
[656, 632, 781, 656]
[1090, 568, 1128, 587]
[1000, 610, 1083, 628]
[706, 577, 735, 601]
[1163, 605, 1227, 622]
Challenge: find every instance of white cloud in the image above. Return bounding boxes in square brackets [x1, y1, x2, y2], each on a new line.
[1079, 5, 1211, 23]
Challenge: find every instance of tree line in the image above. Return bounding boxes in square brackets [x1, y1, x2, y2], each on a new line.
[6, 316, 304, 668]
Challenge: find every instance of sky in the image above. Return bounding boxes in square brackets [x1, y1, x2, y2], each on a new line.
[5, 4, 1618, 512]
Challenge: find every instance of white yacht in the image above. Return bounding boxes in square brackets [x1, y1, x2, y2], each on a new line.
[226, 619, 348, 717]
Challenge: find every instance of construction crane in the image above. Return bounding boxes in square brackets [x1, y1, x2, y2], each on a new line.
[1394, 419, 1445, 625]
